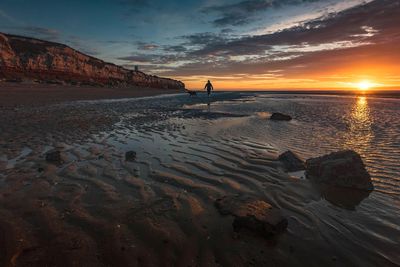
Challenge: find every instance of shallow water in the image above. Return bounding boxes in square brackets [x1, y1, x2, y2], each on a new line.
[0, 92, 399, 266]
[167, 93, 400, 265]
[205, 93, 400, 195]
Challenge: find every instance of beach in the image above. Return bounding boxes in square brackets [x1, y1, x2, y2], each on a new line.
[0, 89, 399, 266]
[0, 83, 182, 107]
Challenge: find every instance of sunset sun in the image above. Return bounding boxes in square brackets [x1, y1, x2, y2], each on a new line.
[357, 80, 373, 91]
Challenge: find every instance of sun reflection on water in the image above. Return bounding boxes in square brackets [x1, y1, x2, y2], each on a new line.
[353, 97, 369, 123]
[344, 96, 374, 152]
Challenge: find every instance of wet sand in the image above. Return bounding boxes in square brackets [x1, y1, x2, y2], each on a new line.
[0, 91, 398, 267]
[0, 82, 182, 107]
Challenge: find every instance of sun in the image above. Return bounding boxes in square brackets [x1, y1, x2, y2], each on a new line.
[357, 80, 373, 91]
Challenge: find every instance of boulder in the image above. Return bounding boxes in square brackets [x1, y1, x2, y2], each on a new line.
[125, 151, 137, 162]
[215, 195, 288, 237]
[45, 151, 63, 165]
[306, 150, 373, 190]
[270, 112, 292, 121]
[278, 150, 305, 172]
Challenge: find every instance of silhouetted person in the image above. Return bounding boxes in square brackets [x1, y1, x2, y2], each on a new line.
[204, 80, 213, 96]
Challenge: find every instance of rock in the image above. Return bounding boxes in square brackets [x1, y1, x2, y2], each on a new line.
[306, 150, 373, 190]
[278, 150, 305, 172]
[45, 151, 63, 165]
[215, 195, 288, 237]
[270, 112, 292, 121]
[125, 151, 136, 162]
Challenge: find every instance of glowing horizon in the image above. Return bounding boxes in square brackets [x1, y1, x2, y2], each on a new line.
[174, 74, 398, 91]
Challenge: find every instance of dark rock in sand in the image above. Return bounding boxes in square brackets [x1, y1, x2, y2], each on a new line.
[306, 150, 373, 190]
[45, 151, 63, 165]
[278, 150, 305, 172]
[125, 151, 137, 162]
[270, 112, 292, 121]
[215, 195, 288, 237]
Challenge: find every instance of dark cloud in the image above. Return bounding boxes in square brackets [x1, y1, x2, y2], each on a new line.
[163, 45, 187, 53]
[104, 40, 134, 45]
[203, 0, 319, 27]
[180, 32, 230, 46]
[136, 41, 159, 50]
[220, 28, 235, 34]
[117, 54, 158, 63]
[212, 14, 250, 27]
[4, 26, 60, 41]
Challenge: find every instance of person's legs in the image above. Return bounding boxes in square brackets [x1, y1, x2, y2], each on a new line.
[207, 89, 211, 96]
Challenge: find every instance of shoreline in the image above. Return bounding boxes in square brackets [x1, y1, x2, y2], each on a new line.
[0, 82, 183, 107]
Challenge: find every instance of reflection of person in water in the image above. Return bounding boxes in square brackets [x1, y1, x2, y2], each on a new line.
[204, 80, 213, 96]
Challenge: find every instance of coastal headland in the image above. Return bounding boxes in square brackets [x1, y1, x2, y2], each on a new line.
[0, 32, 185, 107]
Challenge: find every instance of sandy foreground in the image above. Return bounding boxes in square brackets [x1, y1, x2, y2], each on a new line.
[0, 87, 397, 267]
[1, 87, 275, 267]
[0, 83, 182, 107]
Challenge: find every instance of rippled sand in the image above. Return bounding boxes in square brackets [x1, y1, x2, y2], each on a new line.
[0, 92, 399, 266]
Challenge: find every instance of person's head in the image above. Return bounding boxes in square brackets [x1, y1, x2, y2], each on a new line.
[207, 80, 210, 83]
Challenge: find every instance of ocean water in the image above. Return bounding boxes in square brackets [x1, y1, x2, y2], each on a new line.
[205, 93, 400, 196]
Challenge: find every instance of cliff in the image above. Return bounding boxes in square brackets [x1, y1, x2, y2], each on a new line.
[0, 33, 185, 89]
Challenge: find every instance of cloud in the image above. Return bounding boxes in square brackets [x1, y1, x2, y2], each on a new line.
[180, 32, 230, 46]
[155, 0, 400, 78]
[117, 54, 158, 63]
[163, 45, 187, 53]
[187, 0, 398, 58]
[136, 41, 159, 50]
[4, 26, 60, 41]
[220, 28, 235, 34]
[22, 27, 60, 40]
[202, 0, 320, 27]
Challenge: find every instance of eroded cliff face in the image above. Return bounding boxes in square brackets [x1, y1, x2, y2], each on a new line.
[0, 33, 185, 89]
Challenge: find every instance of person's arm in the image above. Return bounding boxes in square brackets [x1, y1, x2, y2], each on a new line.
[211, 84, 214, 90]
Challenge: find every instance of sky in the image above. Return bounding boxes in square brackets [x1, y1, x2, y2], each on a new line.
[0, 0, 399, 90]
